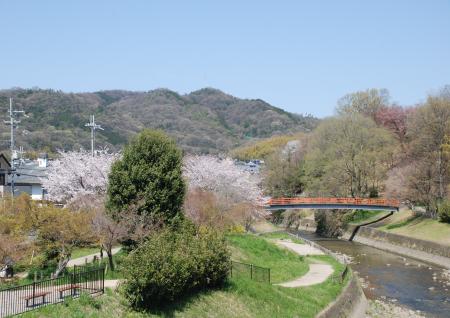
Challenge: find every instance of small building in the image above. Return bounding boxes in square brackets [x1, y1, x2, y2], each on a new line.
[0, 153, 48, 200]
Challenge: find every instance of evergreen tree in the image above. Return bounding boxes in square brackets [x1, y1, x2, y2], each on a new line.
[106, 129, 185, 223]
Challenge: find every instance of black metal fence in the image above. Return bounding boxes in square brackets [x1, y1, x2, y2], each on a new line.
[230, 261, 270, 283]
[0, 265, 105, 317]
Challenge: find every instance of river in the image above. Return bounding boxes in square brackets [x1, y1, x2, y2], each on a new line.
[295, 230, 450, 318]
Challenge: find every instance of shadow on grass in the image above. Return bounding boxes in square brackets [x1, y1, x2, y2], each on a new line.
[136, 282, 233, 318]
[386, 214, 422, 230]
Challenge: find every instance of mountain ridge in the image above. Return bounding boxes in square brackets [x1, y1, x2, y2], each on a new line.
[0, 87, 318, 154]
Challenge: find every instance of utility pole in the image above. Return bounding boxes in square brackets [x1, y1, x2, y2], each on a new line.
[84, 115, 104, 156]
[4, 98, 25, 167]
[4, 98, 26, 199]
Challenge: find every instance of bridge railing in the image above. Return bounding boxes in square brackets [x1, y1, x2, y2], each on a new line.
[266, 197, 400, 207]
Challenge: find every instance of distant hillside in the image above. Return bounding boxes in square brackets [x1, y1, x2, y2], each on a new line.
[0, 88, 318, 154]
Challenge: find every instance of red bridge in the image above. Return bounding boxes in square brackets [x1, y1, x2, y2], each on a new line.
[265, 197, 400, 211]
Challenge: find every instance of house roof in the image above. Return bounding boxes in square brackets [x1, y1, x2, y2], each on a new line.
[6, 160, 47, 185]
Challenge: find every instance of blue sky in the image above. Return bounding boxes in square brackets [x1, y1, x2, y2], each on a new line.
[1, 1, 449, 117]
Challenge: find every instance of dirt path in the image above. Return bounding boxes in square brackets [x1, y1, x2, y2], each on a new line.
[276, 240, 334, 287]
[276, 240, 325, 255]
[67, 247, 122, 267]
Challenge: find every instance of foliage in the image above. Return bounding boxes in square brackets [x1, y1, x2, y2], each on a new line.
[183, 155, 262, 205]
[262, 138, 306, 197]
[406, 94, 450, 217]
[230, 134, 304, 160]
[0, 88, 317, 155]
[314, 210, 350, 238]
[374, 105, 415, 147]
[304, 114, 397, 197]
[438, 200, 450, 223]
[120, 220, 230, 309]
[336, 88, 390, 121]
[183, 155, 264, 230]
[42, 150, 119, 204]
[107, 129, 185, 225]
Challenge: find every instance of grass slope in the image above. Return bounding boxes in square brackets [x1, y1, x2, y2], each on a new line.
[377, 210, 450, 246]
[20, 233, 347, 318]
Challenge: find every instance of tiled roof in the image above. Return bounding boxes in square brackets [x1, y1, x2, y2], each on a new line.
[6, 161, 47, 185]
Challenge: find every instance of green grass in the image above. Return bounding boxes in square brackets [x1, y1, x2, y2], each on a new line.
[346, 210, 386, 225]
[227, 234, 308, 283]
[71, 246, 102, 260]
[259, 231, 304, 244]
[378, 210, 450, 246]
[19, 233, 348, 318]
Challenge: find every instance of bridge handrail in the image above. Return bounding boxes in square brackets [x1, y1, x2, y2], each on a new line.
[266, 197, 400, 207]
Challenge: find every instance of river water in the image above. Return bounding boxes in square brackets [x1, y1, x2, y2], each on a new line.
[295, 230, 450, 318]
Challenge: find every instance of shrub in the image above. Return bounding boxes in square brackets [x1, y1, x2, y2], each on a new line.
[438, 200, 450, 223]
[120, 220, 230, 309]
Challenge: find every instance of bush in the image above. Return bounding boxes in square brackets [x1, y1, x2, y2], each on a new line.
[120, 220, 230, 309]
[438, 200, 450, 223]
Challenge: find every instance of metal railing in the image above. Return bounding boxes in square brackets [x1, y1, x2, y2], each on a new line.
[230, 261, 270, 283]
[266, 197, 400, 208]
[0, 265, 105, 317]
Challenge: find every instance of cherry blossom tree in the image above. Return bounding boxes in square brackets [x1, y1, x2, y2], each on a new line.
[42, 150, 120, 204]
[183, 155, 265, 230]
[375, 105, 415, 147]
[183, 155, 263, 205]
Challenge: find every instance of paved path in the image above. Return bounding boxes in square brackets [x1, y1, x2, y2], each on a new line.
[67, 247, 122, 267]
[104, 280, 120, 290]
[277, 240, 325, 255]
[277, 264, 334, 287]
[276, 240, 334, 287]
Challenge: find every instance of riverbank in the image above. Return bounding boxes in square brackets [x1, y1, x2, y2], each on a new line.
[342, 209, 450, 269]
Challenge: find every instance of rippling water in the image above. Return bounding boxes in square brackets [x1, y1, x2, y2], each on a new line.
[295, 230, 450, 318]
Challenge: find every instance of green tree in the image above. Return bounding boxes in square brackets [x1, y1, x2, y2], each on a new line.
[336, 88, 390, 121]
[106, 129, 185, 224]
[406, 93, 450, 216]
[304, 114, 396, 197]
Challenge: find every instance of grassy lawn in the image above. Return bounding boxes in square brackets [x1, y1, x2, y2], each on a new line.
[259, 231, 304, 244]
[71, 246, 102, 260]
[378, 210, 450, 246]
[19, 233, 347, 318]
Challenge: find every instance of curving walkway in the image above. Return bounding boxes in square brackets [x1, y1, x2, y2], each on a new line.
[276, 240, 334, 287]
[67, 247, 122, 267]
[277, 264, 334, 287]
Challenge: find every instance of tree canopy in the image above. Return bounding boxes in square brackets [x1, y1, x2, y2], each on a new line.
[106, 129, 185, 223]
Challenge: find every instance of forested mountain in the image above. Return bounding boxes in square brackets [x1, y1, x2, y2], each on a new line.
[0, 88, 318, 154]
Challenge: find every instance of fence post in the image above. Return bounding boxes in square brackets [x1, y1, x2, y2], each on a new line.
[250, 264, 253, 280]
[32, 281, 36, 307]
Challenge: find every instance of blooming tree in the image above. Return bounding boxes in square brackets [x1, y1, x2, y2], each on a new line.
[183, 155, 263, 205]
[42, 150, 120, 203]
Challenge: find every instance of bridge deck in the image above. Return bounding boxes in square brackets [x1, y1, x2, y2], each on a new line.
[265, 197, 399, 211]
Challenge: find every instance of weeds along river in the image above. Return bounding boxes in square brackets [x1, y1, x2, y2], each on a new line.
[294, 230, 450, 318]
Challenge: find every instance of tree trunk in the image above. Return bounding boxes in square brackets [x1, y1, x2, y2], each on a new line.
[106, 248, 115, 271]
[54, 256, 70, 278]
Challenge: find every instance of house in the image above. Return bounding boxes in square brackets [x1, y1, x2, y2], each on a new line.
[0, 153, 48, 200]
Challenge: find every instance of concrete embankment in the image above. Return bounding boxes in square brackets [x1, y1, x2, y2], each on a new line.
[316, 274, 367, 318]
[343, 225, 450, 269]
